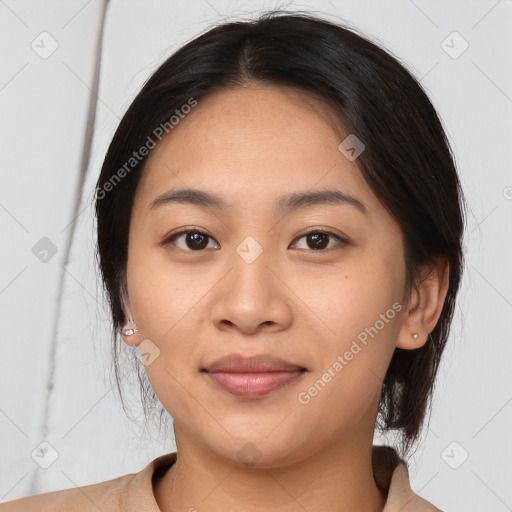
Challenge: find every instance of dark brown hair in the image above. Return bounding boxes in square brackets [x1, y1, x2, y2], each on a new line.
[93, 11, 466, 457]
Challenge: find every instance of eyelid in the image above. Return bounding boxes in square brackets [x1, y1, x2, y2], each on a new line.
[290, 228, 348, 251]
[161, 227, 349, 251]
[161, 227, 217, 248]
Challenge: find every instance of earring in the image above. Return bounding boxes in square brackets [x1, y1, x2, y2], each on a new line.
[411, 333, 419, 340]
[121, 320, 138, 337]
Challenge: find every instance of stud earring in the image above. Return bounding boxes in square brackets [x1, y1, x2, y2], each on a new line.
[122, 327, 138, 336]
[412, 333, 419, 340]
[121, 319, 138, 337]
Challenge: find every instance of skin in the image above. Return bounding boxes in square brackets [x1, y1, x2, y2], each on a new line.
[121, 85, 449, 512]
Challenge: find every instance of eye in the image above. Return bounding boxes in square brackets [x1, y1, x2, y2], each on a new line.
[291, 229, 347, 251]
[165, 229, 219, 251]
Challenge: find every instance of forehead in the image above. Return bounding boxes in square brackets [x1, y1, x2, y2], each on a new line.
[135, 86, 381, 217]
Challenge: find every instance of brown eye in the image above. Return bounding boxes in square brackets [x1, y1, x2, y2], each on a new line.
[166, 230, 219, 251]
[292, 230, 346, 251]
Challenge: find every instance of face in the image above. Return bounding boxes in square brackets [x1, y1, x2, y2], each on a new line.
[124, 85, 408, 467]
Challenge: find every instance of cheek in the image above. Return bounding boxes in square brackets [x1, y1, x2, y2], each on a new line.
[126, 243, 207, 410]
[129, 261, 205, 422]
[127, 231, 230, 332]
[292, 257, 403, 410]
[294, 306, 400, 441]
[294, 253, 404, 348]
[127, 239, 200, 337]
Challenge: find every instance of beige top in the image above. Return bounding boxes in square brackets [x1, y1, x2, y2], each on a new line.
[0, 446, 442, 511]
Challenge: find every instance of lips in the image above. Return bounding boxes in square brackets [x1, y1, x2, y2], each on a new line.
[202, 354, 307, 398]
[203, 354, 306, 373]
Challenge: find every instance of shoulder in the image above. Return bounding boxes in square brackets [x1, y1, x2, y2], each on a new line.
[0, 472, 136, 511]
[373, 446, 443, 512]
[0, 453, 177, 512]
[385, 462, 443, 511]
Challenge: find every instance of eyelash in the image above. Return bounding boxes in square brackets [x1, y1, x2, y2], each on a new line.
[162, 227, 348, 253]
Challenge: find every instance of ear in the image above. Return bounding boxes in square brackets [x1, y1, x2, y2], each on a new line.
[120, 292, 141, 347]
[396, 257, 450, 350]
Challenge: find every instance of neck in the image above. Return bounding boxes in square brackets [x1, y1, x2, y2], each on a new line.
[154, 430, 386, 512]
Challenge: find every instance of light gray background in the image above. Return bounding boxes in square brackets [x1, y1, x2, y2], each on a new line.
[1, 0, 511, 510]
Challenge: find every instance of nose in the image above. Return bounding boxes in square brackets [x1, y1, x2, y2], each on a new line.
[209, 245, 293, 336]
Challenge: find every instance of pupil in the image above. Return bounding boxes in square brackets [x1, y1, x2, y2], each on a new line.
[187, 232, 208, 250]
[309, 232, 328, 250]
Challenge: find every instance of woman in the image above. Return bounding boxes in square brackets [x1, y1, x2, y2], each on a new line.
[1, 10, 465, 511]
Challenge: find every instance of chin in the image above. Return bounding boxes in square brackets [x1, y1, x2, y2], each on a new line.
[203, 428, 310, 470]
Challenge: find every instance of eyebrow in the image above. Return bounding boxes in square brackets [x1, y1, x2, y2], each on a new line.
[149, 187, 367, 214]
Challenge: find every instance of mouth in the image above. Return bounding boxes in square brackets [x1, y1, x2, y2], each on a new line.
[201, 354, 308, 398]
